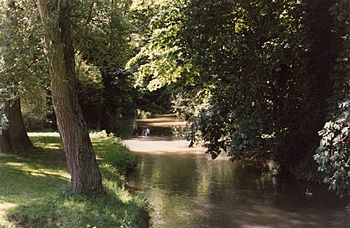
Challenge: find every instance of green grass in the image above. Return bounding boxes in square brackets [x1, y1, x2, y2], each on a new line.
[0, 131, 149, 228]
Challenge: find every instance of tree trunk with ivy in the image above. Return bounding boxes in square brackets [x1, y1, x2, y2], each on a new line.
[36, 0, 105, 196]
[0, 99, 33, 152]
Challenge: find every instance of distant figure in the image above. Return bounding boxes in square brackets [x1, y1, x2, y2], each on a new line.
[142, 128, 150, 137]
[305, 188, 313, 197]
[188, 120, 197, 147]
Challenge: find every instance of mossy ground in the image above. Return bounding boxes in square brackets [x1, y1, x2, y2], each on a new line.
[0, 132, 148, 228]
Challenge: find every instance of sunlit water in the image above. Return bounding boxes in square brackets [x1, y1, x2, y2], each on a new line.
[123, 118, 350, 227]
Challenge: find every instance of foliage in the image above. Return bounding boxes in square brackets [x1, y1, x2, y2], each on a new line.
[74, 0, 132, 70]
[0, 0, 47, 130]
[0, 0, 45, 100]
[75, 1, 140, 133]
[314, 0, 350, 195]
[131, 0, 310, 159]
[136, 87, 172, 115]
[91, 131, 137, 174]
[127, 0, 194, 91]
[76, 57, 104, 129]
[0, 132, 148, 227]
[130, 0, 347, 190]
[188, 0, 323, 164]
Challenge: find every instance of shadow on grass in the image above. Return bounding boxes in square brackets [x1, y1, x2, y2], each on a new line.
[8, 192, 149, 228]
[30, 135, 62, 144]
[0, 133, 149, 227]
[29, 135, 66, 163]
[0, 162, 68, 204]
[1, 159, 148, 228]
[0, 135, 66, 165]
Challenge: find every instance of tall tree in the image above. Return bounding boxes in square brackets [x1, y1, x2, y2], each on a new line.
[36, 0, 104, 195]
[129, 0, 345, 185]
[77, 1, 136, 133]
[0, 0, 39, 152]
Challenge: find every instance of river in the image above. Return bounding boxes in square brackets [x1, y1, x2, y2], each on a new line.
[123, 115, 350, 227]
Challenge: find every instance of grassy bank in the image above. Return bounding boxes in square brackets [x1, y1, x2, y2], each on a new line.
[0, 132, 148, 228]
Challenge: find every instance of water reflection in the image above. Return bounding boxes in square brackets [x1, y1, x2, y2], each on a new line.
[126, 137, 350, 227]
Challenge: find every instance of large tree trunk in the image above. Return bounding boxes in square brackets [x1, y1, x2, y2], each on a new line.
[0, 99, 33, 152]
[36, 0, 105, 196]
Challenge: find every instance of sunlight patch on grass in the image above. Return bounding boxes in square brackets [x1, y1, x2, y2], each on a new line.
[35, 143, 61, 150]
[28, 132, 60, 137]
[0, 131, 149, 227]
[0, 202, 16, 226]
[4, 162, 69, 179]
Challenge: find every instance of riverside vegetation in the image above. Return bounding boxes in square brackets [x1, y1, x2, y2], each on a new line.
[0, 0, 349, 226]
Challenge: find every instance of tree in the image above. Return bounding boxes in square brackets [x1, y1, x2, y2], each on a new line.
[36, 0, 104, 195]
[314, 0, 350, 195]
[129, 0, 345, 185]
[75, 57, 104, 130]
[0, 99, 33, 151]
[0, 0, 40, 152]
[76, 1, 138, 134]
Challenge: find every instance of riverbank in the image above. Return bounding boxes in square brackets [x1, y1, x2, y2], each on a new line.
[0, 132, 149, 228]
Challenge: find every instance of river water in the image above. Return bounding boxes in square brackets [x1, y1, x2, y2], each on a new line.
[123, 116, 350, 227]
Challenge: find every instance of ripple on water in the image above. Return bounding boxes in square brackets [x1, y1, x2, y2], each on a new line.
[124, 122, 350, 227]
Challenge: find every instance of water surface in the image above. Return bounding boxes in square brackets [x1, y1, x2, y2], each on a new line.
[124, 119, 350, 227]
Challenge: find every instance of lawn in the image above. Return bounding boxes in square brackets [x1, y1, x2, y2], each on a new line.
[0, 132, 148, 228]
